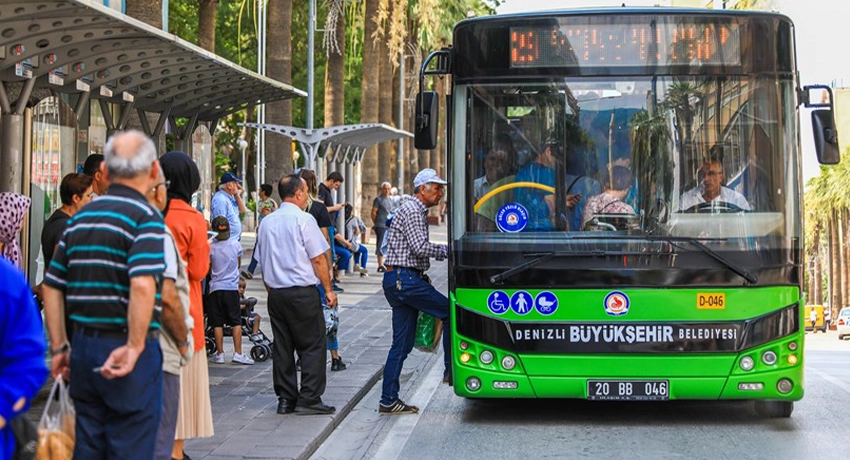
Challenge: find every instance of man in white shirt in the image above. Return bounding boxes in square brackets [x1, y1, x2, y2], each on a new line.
[678, 159, 751, 211]
[255, 174, 338, 416]
[473, 148, 508, 201]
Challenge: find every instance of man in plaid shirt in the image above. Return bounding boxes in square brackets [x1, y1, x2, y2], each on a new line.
[378, 169, 450, 415]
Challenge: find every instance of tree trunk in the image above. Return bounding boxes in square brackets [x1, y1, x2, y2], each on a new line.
[843, 210, 850, 314]
[266, 0, 294, 199]
[830, 212, 842, 312]
[378, 36, 394, 187]
[126, 0, 162, 29]
[324, 1, 345, 179]
[360, 0, 381, 226]
[198, 0, 219, 52]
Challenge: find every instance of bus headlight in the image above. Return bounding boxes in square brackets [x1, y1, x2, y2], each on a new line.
[787, 354, 798, 365]
[466, 377, 482, 391]
[460, 353, 471, 364]
[480, 350, 494, 365]
[502, 355, 516, 370]
[740, 356, 755, 371]
[762, 351, 778, 366]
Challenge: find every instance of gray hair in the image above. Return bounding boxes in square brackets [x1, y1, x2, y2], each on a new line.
[381, 181, 392, 189]
[104, 130, 157, 179]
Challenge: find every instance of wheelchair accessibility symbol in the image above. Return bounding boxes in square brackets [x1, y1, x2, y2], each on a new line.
[487, 291, 509, 315]
[535, 291, 558, 315]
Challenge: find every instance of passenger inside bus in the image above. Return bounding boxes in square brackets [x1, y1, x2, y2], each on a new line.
[581, 165, 636, 230]
[678, 155, 751, 212]
[473, 148, 510, 202]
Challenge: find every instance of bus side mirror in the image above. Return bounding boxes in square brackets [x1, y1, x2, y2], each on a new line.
[812, 109, 840, 165]
[415, 91, 439, 150]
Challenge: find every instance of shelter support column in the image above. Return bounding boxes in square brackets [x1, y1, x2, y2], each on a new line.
[0, 79, 35, 193]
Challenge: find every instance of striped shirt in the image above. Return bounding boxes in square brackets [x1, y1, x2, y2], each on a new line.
[44, 183, 165, 330]
[384, 197, 447, 272]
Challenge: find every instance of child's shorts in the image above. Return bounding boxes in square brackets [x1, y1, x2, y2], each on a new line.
[208, 290, 241, 327]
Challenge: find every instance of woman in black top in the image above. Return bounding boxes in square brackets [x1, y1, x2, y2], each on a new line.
[42, 173, 93, 269]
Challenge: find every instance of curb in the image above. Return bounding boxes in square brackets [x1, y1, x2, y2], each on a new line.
[298, 364, 385, 460]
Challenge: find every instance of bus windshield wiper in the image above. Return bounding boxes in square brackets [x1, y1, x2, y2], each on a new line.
[488, 249, 609, 285]
[570, 235, 758, 285]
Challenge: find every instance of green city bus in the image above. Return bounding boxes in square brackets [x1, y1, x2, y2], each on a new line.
[413, 8, 840, 417]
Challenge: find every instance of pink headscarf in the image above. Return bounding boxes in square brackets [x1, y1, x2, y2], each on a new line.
[0, 192, 31, 269]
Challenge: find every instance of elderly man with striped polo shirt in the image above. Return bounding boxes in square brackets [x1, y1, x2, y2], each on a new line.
[43, 130, 167, 460]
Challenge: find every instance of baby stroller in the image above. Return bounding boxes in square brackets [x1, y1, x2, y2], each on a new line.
[204, 296, 273, 362]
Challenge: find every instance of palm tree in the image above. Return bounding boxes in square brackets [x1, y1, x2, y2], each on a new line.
[266, 0, 295, 193]
[199, 0, 219, 52]
[360, 0, 381, 225]
[324, 0, 346, 179]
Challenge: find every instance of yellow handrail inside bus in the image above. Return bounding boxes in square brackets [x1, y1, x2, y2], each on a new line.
[473, 181, 555, 213]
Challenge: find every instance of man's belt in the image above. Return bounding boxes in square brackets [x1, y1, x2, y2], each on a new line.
[75, 325, 159, 341]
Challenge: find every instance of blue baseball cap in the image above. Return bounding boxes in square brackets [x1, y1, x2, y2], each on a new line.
[220, 172, 242, 185]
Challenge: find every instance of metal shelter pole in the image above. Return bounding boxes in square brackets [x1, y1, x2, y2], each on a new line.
[307, 0, 315, 133]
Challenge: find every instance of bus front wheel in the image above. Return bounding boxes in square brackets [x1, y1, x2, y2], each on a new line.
[754, 400, 793, 418]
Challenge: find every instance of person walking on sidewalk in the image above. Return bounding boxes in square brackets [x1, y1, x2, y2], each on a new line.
[372, 182, 395, 272]
[256, 174, 338, 415]
[159, 151, 214, 460]
[42, 130, 166, 459]
[209, 216, 254, 365]
[379, 168, 451, 415]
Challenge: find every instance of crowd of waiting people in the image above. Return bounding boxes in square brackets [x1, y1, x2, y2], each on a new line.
[0, 129, 420, 459]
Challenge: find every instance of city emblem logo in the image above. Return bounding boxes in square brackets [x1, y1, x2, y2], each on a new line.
[496, 202, 529, 233]
[487, 290, 510, 315]
[603, 291, 630, 317]
[510, 291, 533, 315]
[534, 291, 558, 315]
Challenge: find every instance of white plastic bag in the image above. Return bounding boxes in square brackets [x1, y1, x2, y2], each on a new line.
[36, 376, 75, 460]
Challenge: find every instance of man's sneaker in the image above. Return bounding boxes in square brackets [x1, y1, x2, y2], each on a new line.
[359, 268, 369, 277]
[232, 353, 255, 365]
[332, 283, 344, 293]
[353, 264, 361, 272]
[212, 352, 225, 364]
[378, 400, 420, 415]
[241, 270, 253, 280]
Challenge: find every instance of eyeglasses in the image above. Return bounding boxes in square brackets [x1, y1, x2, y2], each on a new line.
[153, 180, 171, 191]
[698, 170, 722, 178]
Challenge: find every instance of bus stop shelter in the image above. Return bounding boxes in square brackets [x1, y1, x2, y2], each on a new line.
[0, 0, 306, 280]
[243, 122, 413, 229]
[0, 0, 305, 194]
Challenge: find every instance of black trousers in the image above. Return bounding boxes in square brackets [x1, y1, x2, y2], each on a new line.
[268, 286, 327, 404]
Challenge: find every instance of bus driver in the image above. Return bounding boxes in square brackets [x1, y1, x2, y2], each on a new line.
[678, 158, 751, 212]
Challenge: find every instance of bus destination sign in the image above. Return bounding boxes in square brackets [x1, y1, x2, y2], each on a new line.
[510, 17, 741, 68]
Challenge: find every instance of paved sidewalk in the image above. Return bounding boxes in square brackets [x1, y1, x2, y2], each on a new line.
[184, 225, 450, 460]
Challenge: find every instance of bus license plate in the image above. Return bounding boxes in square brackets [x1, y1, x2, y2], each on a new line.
[587, 380, 669, 401]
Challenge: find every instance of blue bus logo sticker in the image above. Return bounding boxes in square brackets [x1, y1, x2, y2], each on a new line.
[535, 291, 558, 315]
[510, 291, 533, 315]
[496, 203, 529, 233]
[604, 291, 630, 316]
[487, 291, 509, 315]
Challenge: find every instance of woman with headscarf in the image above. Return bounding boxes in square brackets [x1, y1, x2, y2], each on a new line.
[0, 192, 32, 270]
[159, 152, 214, 460]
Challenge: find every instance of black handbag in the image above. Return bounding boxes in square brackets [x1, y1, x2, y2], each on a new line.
[10, 415, 39, 460]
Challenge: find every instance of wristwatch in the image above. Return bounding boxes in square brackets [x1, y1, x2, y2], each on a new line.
[50, 343, 70, 356]
[177, 340, 190, 348]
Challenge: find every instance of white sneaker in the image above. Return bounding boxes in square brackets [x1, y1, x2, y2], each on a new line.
[232, 352, 255, 365]
[213, 352, 225, 364]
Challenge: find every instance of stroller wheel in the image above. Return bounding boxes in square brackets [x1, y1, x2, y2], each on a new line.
[205, 337, 216, 356]
[251, 344, 269, 362]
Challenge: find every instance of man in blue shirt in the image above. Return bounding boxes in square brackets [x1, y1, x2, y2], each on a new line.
[211, 172, 246, 242]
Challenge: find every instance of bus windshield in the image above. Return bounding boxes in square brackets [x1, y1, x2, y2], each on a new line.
[454, 76, 800, 287]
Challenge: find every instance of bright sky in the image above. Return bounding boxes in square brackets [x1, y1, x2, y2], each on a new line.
[497, 0, 849, 182]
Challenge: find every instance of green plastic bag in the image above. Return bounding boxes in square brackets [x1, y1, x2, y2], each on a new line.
[414, 312, 442, 352]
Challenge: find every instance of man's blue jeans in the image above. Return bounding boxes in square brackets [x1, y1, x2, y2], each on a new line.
[352, 246, 369, 268]
[333, 242, 352, 271]
[380, 268, 450, 405]
[69, 332, 163, 460]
